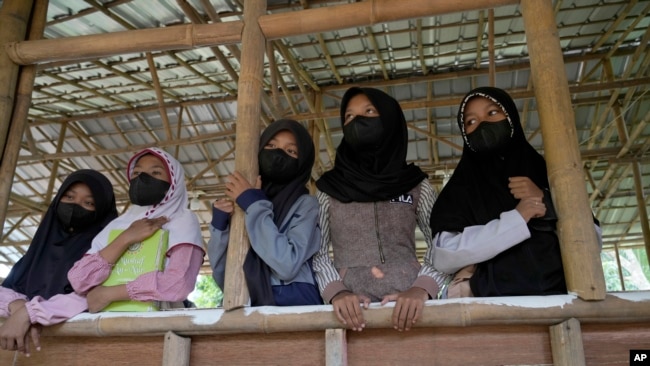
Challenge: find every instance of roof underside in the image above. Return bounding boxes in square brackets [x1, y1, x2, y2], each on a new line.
[0, 0, 649, 275]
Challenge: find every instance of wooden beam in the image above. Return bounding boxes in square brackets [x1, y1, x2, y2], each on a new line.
[6, 22, 243, 65]
[222, 0, 266, 310]
[325, 329, 348, 366]
[521, 0, 606, 300]
[259, 0, 519, 40]
[549, 318, 586, 366]
[162, 331, 191, 366]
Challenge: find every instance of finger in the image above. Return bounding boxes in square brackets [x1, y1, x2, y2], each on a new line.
[380, 294, 398, 305]
[255, 176, 262, 189]
[394, 302, 408, 331]
[333, 304, 348, 325]
[23, 334, 31, 357]
[30, 327, 41, 352]
[15, 334, 25, 354]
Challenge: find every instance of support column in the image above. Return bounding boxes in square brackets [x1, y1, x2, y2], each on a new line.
[0, 0, 43, 229]
[0, 0, 33, 161]
[521, 0, 606, 300]
[222, 1, 267, 310]
[162, 331, 191, 366]
[549, 318, 586, 366]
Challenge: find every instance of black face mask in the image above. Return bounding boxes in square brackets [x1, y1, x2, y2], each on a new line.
[343, 116, 384, 151]
[56, 202, 97, 232]
[129, 173, 171, 206]
[258, 148, 299, 184]
[466, 119, 513, 153]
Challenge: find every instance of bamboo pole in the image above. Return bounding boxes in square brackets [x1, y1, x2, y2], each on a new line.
[0, 0, 44, 231]
[6, 22, 242, 65]
[631, 162, 650, 265]
[549, 318, 586, 366]
[0, 0, 33, 160]
[520, 0, 606, 300]
[259, 0, 519, 40]
[222, 0, 267, 310]
[7, 0, 519, 67]
[3, 293, 647, 337]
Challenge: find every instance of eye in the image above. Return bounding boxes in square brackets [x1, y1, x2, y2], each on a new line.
[365, 107, 378, 115]
[465, 118, 477, 127]
[265, 142, 276, 149]
[344, 114, 355, 124]
[286, 148, 298, 158]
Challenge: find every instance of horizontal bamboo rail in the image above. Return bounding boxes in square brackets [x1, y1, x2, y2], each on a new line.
[5, 0, 519, 66]
[259, 0, 519, 39]
[11, 292, 648, 338]
[5, 22, 242, 64]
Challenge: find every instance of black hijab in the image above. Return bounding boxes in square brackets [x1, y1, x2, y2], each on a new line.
[2, 170, 117, 300]
[429, 87, 565, 296]
[316, 87, 427, 202]
[259, 119, 315, 226]
[244, 119, 315, 306]
[430, 86, 551, 232]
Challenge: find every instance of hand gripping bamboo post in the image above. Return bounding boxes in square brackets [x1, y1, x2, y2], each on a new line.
[222, 0, 267, 310]
[521, 0, 606, 300]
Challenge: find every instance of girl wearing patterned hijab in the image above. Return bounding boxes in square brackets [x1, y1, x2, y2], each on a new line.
[68, 148, 204, 312]
[0, 169, 117, 355]
[313, 87, 447, 332]
[208, 119, 322, 306]
[430, 86, 599, 298]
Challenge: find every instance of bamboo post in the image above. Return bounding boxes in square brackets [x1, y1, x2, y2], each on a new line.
[162, 331, 191, 366]
[325, 329, 348, 366]
[549, 318, 586, 366]
[0, 0, 33, 160]
[0, 0, 44, 230]
[520, 0, 606, 300]
[222, 0, 267, 310]
[631, 162, 650, 265]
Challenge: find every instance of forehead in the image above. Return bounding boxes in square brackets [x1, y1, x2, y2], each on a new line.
[464, 95, 497, 112]
[346, 93, 373, 108]
[66, 181, 92, 193]
[135, 154, 165, 167]
[271, 129, 296, 142]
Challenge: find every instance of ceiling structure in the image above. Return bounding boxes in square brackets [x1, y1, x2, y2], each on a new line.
[0, 0, 649, 277]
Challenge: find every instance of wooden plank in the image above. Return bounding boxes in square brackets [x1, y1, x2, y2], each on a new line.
[325, 329, 347, 366]
[163, 331, 191, 366]
[550, 318, 586, 366]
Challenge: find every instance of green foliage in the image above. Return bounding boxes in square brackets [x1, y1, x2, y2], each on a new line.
[189, 275, 223, 308]
[601, 248, 650, 292]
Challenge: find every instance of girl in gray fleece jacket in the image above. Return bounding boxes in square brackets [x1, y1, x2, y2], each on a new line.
[208, 119, 321, 306]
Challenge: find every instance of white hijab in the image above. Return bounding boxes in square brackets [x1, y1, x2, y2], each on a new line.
[88, 147, 204, 254]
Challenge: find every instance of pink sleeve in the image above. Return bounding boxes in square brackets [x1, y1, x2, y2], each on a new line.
[126, 244, 204, 302]
[67, 253, 113, 294]
[0, 287, 28, 318]
[24, 293, 87, 326]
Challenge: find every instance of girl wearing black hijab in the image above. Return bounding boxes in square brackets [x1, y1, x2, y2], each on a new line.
[313, 87, 447, 332]
[0, 169, 117, 355]
[208, 119, 322, 306]
[430, 86, 600, 298]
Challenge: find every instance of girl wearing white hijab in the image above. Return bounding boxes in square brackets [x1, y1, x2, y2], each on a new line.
[68, 147, 204, 312]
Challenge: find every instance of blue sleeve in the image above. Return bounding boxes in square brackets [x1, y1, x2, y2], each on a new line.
[207, 214, 230, 290]
[244, 195, 321, 281]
